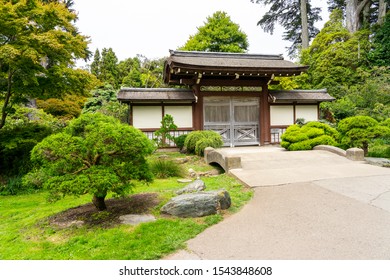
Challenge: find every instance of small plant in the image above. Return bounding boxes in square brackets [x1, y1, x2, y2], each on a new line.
[149, 159, 186, 179]
[174, 134, 187, 150]
[0, 176, 23, 195]
[154, 114, 177, 148]
[295, 118, 306, 126]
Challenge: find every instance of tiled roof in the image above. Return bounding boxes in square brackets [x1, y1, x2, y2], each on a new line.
[117, 88, 195, 103]
[167, 50, 305, 69]
[269, 89, 335, 102]
[164, 50, 309, 85]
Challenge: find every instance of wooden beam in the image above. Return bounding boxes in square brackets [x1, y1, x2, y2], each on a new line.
[199, 79, 267, 87]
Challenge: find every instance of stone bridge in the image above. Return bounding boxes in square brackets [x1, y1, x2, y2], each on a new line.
[204, 147, 242, 172]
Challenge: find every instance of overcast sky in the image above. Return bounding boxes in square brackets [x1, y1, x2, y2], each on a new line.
[73, 0, 329, 64]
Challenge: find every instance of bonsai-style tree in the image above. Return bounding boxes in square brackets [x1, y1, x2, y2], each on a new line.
[154, 114, 177, 148]
[25, 113, 154, 211]
[338, 116, 390, 156]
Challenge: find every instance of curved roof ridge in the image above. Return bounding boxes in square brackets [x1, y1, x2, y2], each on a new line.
[169, 50, 284, 60]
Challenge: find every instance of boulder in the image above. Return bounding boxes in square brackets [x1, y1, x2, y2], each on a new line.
[161, 189, 231, 218]
[176, 179, 206, 194]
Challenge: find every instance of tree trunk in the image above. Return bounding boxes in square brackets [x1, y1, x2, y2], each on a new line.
[0, 70, 14, 129]
[378, 0, 387, 25]
[346, 0, 359, 33]
[346, 0, 371, 33]
[362, 142, 369, 157]
[300, 0, 309, 50]
[92, 194, 107, 211]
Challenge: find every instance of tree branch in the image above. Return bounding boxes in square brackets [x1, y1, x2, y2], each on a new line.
[0, 69, 15, 129]
[357, 0, 372, 16]
[72, 165, 89, 175]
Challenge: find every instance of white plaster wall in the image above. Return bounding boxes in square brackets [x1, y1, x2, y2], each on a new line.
[133, 106, 162, 128]
[296, 105, 318, 122]
[270, 106, 294, 126]
[165, 106, 193, 128]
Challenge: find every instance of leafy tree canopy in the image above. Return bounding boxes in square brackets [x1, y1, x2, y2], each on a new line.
[180, 11, 249, 53]
[0, 0, 96, 129]
[36, 94, 87, 120]
[24, 113, 155, 211]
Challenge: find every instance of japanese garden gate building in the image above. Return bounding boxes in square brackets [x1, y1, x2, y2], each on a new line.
[118, 50, 334, 147]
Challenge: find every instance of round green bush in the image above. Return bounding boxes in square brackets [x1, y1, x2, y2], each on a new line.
[281, 121, 339, 151]
[184, 131, 205, 153]
[184, 130, 223, 155]
[380, 118, 390, 128]
[174, 134, 187, 149]
[195, 137, 223, 156]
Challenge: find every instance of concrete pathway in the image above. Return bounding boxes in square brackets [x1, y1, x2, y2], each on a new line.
[165, 147, 390, 260]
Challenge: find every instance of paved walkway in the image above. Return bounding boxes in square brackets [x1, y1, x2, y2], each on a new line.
[165, 147, 390, 260]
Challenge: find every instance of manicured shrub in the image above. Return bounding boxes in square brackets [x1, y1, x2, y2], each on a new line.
[302, 121, 339, 137]
[184, 130, 223, 155]
[380, 118, 390, 128]
[281, 121, 339, 151]
[149, 159, 186, 178]
[174, 134, 187, 149]
[195, 138, 218, 156]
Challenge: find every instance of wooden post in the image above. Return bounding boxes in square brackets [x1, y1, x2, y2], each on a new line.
[193, 85, 203, 130]
[260, 85, 271, 145]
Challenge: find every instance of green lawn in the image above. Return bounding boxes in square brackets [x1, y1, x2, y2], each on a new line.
[0, 153, 253, 260]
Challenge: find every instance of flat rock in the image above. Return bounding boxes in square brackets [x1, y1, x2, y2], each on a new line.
[175, 157, 189, 164]
[177, 179, 193, 183]
[119, 214, 156, 225]
[176, 179, 206, 194]
[161, 189, 231, 218]
[365, 157, 390, 167]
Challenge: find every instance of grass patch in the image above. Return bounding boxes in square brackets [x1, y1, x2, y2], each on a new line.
[0, 152, 253, 260]
[149, 159, 186, 178]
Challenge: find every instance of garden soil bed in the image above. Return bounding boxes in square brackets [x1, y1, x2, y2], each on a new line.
[48, 193, 160, 228]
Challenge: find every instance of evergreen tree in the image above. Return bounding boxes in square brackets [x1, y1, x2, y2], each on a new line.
[90, 49, 101, 78]
[100, 48, 119, 88]
[251, 0, 322, 57]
